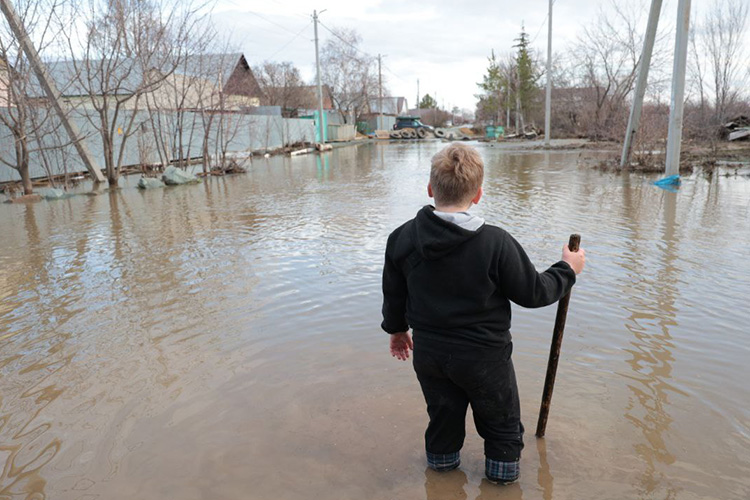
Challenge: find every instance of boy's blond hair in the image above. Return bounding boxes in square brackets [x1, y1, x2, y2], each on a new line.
[430, 143, 484, 207]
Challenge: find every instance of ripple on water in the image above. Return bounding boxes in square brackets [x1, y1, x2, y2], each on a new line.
[0, 143, 749, 499]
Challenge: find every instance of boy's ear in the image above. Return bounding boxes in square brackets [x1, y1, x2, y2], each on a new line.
[427, 183, 434, 198]
[472, 186, 483, 205]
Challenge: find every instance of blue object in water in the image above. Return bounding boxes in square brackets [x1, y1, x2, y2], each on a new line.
[653, 175, 681, 190]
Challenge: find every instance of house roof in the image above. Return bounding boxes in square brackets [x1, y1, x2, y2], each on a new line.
[177, 53, 245, 85]
[27, 53, 247, 98]
[27, 57, 146, 98]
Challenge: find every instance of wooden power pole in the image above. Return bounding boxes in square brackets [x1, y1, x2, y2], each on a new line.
[0, 0, 105, 183]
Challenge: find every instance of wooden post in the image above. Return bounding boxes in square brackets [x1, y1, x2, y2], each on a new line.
[536, 234, 580, 438]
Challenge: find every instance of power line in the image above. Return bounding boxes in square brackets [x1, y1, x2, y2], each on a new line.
[317, 20, 371, 57]
[317, 17, 412, 102]
[246, 10, 305, 36]
[382, 63, 409, 84]
[530, 0, 555, 45]
[316, 18, 411, 86]
[265, 0, 309, 20]
[266, 20, 311, 60]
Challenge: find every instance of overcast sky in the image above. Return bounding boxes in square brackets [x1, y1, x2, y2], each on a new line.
[210, 0, 747, 112]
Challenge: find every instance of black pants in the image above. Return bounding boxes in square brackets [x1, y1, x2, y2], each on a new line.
[413, 341, 524, 462]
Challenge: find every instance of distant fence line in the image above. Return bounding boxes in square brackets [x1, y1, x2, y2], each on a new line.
[0, 109, 316, 184]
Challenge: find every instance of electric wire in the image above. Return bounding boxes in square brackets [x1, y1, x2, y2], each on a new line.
[530, 0, 555, 45]
[246, 10, 305, 36]
[267, 19, 312, 60]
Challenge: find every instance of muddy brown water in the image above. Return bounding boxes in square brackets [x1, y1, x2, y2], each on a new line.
[1, 142, 749, 500]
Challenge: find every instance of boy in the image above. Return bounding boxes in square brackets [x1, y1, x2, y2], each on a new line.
[381, 143, 585, 484]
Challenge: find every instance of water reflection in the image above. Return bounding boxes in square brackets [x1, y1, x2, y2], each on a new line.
[619, 182, 685, 498]
[475, 478, 523, 500]
[424, 468, 468, 500]
[536, 438, 553, 500]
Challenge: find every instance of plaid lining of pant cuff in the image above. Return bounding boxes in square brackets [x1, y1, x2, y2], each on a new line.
[426, 451, 461, 471]
[485, 457, 520, 483]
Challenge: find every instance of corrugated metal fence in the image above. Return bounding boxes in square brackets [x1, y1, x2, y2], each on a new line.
[0, 109, 316, 183]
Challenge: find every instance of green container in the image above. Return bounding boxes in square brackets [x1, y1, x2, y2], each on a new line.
[485, 126, 496, 138]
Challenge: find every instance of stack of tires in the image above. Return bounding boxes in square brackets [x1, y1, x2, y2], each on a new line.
[389, 128, 430, 140]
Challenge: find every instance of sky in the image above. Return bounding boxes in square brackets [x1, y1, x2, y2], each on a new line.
[210, 0, 748, 112]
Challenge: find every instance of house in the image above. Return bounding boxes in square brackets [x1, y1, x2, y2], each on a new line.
[360, 97, 409, 132]
[26, 53, 263, 111]
[146, 53, 263, 110]
[367, 97, 408, 116]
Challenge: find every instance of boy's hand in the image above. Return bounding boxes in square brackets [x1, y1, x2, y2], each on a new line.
[562, 245, 586, 274]
[390, 331, 413, 361]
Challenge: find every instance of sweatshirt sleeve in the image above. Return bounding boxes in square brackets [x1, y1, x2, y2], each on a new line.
[497, 233, 576, 309]
[381, 235, 409, 334]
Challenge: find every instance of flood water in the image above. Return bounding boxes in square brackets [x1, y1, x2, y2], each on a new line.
[1, 142, 749, 500]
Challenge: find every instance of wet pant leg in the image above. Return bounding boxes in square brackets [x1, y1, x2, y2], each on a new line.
[464, 357, 524, 462]
[445, 344, 524, 481]
[413, 348, 469, 471]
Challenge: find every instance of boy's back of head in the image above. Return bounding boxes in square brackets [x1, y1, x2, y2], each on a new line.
[430, 143, 484, 208]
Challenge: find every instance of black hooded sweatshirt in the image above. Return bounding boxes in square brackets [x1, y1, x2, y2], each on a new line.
[381, 206, 576, 349]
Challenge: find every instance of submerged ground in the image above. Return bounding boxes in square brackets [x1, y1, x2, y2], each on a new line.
[0, 142, 748, 499]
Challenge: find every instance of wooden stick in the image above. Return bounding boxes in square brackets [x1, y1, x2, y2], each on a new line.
[536, 234, 580, 438]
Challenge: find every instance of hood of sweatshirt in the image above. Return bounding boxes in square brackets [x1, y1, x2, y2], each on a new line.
[412, 205, 485, 260]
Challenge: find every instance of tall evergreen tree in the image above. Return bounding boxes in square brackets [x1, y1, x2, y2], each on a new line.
[513, 26, 540, 131]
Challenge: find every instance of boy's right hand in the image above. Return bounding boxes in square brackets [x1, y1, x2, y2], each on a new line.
[390, 331, 413, 361]
[562, 245, 586, 274]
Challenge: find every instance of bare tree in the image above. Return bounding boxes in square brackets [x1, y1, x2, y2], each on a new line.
[699, 0, 748, 125]
[59, 0, 205, 186]
[189, 50, 246, 172]
[320, 27, 377, 124]
[143, 17, 217, 169]
[0, 0, 71, 194]
[571, 0, 669, 140]
[253, 61, 305, 116]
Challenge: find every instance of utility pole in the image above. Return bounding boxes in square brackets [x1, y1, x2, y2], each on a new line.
[664, 0, 691, 178]
[416, 79, 420, 111]
[0, 0, 105, 183]
[313, 9, 326, 144]
[378, 54, 383, 130]
[620, 0, 664, 167]
[544, 0, 553, 147]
